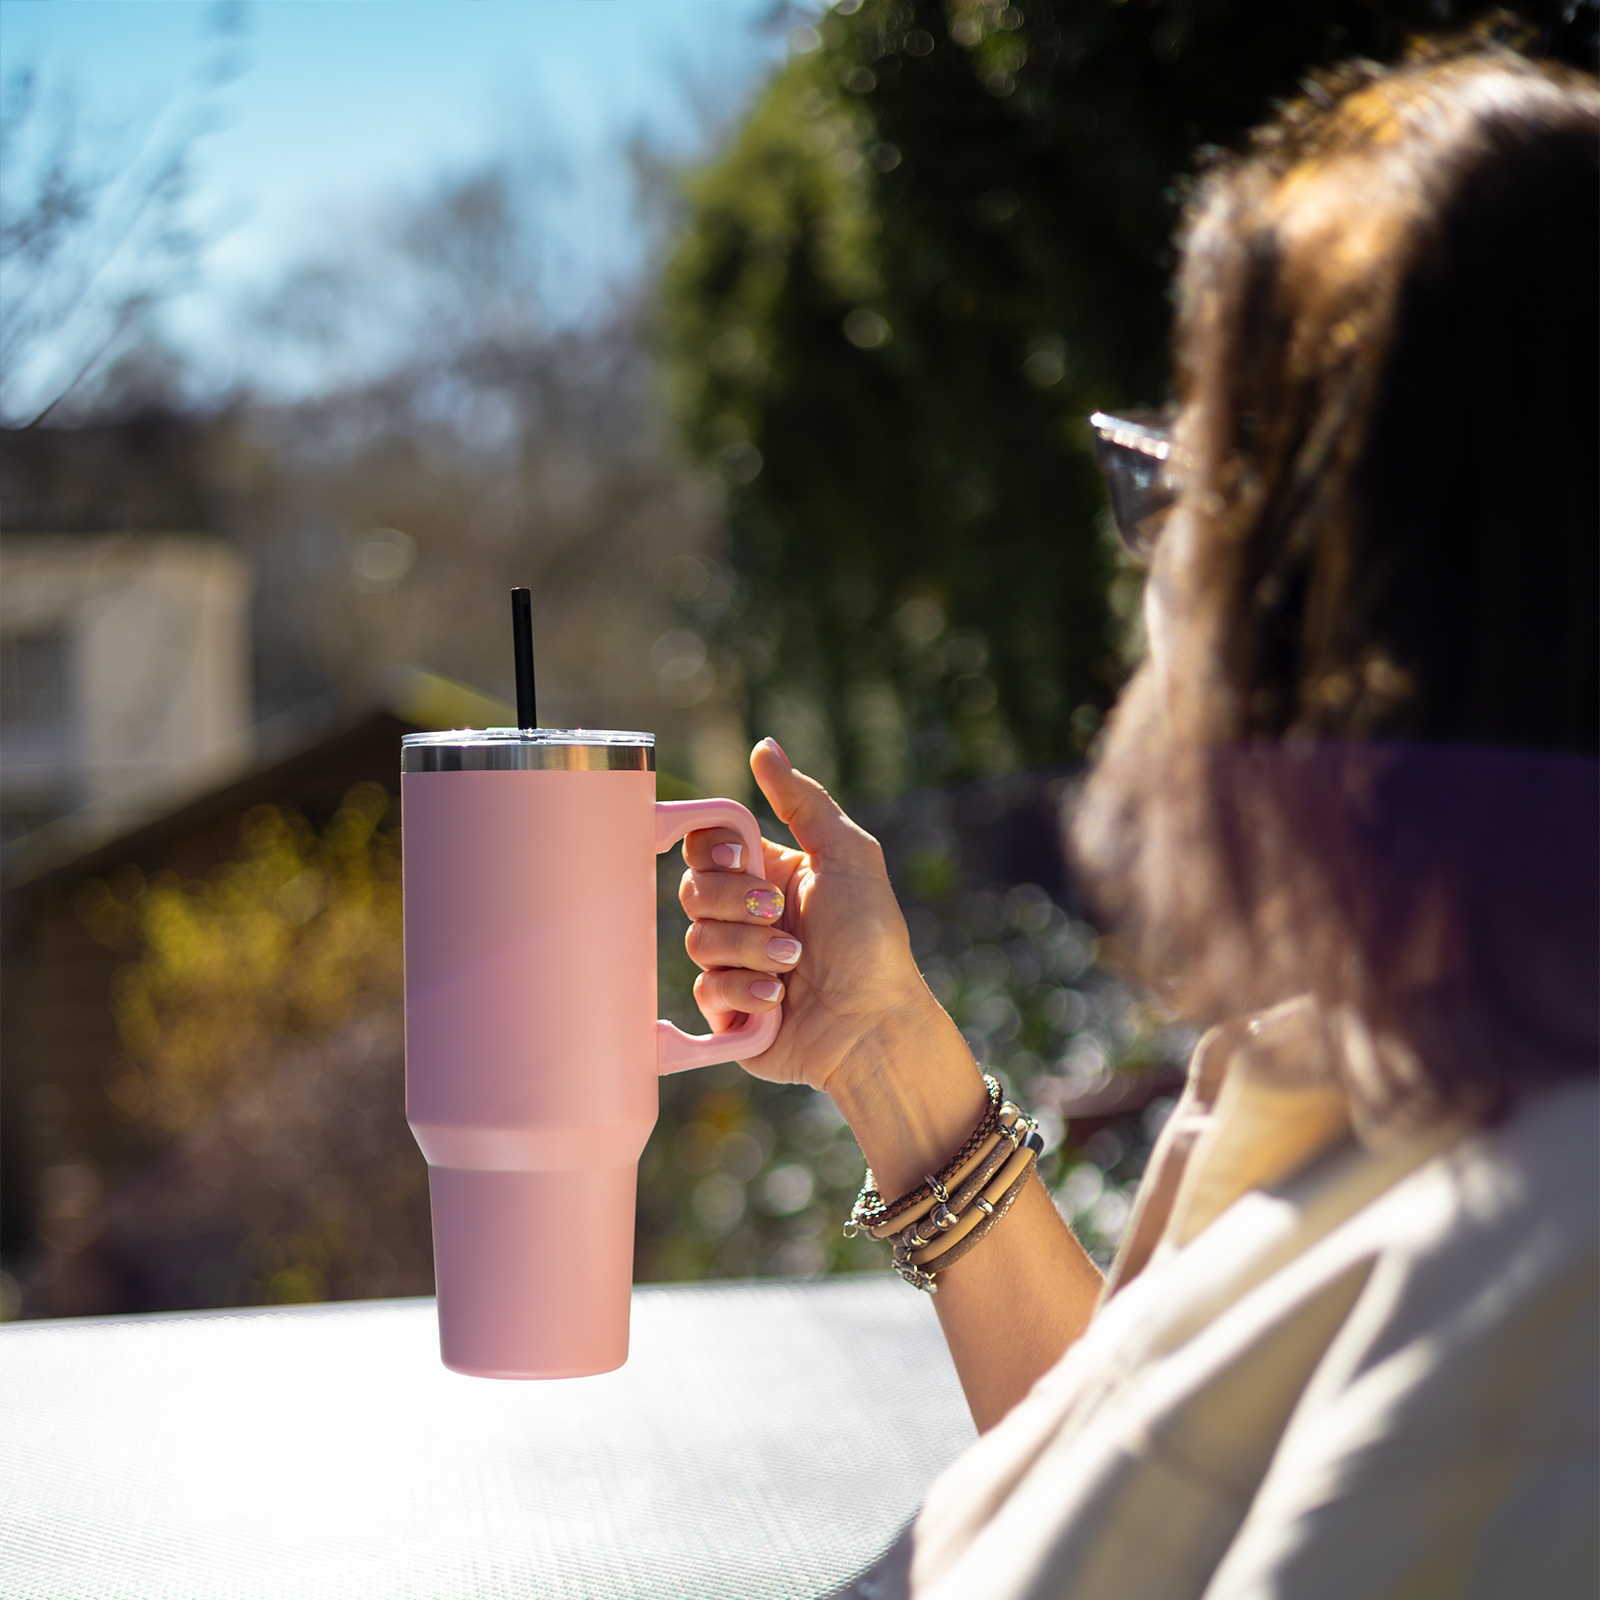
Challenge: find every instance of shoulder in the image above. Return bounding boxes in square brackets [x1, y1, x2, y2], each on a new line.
[909, 1080, 1597, 1600]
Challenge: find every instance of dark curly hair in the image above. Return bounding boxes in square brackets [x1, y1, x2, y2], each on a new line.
[1074, 42, 1599, 1127]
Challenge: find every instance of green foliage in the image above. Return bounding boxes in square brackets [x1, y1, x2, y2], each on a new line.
[77, 784, 402, 1135]
[67, 787, 430, 1312]
[664, 0, 1595, 801]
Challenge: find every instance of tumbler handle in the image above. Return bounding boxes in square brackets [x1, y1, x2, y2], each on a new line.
[654, 799, 783, 1074]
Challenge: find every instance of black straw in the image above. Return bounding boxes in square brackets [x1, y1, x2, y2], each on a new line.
[511, 587, 537, 729]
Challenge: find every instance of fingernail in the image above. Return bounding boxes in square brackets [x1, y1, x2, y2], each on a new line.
[766, 936, 801, 964]
[761, 737, 791, 770]
[711, 842, 744, 870]
[745, 886, 785, 920]
[750, 979, 784, 1003]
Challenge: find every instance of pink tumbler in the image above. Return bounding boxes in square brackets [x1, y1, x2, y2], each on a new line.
[402, 727, 779, 1379]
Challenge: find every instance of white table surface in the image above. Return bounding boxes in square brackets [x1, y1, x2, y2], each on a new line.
[0, 1278, 973, 1600]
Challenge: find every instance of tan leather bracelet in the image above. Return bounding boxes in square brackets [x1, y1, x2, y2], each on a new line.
[868, 1119, 1012, 1242]
[908, 1162, 1038, 1278]
[945, 1111, 1031, 1214]
[890, 1155, 1036, 1288]
[890, 1113, 1025, 1250]
[876, 1106, 1027, 1244]
[908, 1136, 1039, 1268]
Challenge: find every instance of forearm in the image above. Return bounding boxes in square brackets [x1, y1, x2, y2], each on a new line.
[930, 1177, 1102, 1430]
[825, 989, 1103, 1431]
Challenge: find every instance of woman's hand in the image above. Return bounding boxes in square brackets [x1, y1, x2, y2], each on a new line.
[680, 738, 989, 1198]
[678, 739, 919, 1089]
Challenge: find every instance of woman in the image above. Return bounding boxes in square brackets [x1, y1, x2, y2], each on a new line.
[682, 43, 1598, 1598]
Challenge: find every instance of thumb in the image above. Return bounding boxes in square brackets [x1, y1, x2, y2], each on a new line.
[751, 738, 875, 864]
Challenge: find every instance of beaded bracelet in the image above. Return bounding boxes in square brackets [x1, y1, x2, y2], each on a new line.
[844, 1075, 1045, 1293]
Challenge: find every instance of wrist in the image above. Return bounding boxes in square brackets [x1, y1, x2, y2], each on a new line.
[824, 986, 990, 1199]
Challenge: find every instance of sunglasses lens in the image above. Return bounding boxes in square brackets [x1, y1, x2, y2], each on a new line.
[1088, 412, 1179, 561]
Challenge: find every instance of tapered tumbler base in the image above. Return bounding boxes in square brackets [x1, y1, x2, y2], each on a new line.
[429, 1164, 637, 1379]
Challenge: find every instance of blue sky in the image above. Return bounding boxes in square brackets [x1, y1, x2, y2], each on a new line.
[1, 1, 794, 396]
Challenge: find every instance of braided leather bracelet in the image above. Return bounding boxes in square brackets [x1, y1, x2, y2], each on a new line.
[843, 1075, 1003, 1239]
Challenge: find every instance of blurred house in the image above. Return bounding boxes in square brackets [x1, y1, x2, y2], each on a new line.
[1, 412, 254, 852]
[1, 533, 254, 848]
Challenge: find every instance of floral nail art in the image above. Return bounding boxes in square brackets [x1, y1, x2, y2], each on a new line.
[745, 886, 785, 920]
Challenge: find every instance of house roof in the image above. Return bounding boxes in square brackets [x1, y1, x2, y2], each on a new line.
[2, 670, 511, 895]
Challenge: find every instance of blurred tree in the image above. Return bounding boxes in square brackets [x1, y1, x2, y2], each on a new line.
[211, 162, 748, 792]
[663, 0, 1596, 800]
[0, 3, 248, 425]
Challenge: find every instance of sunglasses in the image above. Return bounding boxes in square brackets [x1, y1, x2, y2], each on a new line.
[1088, 410, 1179, 562]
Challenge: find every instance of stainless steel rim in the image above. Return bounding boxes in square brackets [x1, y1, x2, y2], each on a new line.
[401, 729, 655, 773]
